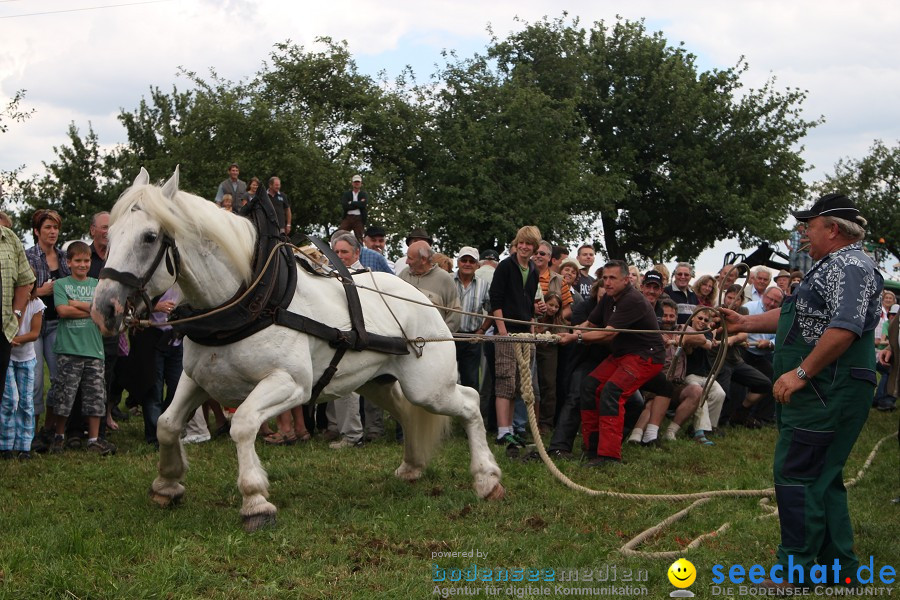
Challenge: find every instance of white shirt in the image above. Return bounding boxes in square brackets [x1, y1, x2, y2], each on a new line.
[10, 298, 46, 362]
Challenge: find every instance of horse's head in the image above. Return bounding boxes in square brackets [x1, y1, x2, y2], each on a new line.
[92, 167, 182, 335]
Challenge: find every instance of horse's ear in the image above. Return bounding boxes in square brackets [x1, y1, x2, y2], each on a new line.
[133, 167, 150, 187]
[160, 165, 180, 200]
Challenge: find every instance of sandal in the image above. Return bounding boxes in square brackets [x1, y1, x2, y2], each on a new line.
[693, 433, 715, 446]
[263, 431, 297, 446]
[295, 432, 311, 442]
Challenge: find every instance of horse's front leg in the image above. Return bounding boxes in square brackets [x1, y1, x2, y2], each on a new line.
[150, 373, 209, 507]
[230, 369, 303, 532]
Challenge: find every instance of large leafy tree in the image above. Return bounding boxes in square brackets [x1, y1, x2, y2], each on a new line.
[486, 16, 820, 262]
[112, 38, 423, 240]
[815, 140, 900, 264]
[14, 123, 121, 242]
[415, 50, 582, 252]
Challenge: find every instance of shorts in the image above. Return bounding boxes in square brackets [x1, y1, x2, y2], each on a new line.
[49, 354, 106, 418]
[494, 340, 535, 400]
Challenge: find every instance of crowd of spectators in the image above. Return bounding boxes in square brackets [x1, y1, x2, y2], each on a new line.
[2, 164, 895, 467]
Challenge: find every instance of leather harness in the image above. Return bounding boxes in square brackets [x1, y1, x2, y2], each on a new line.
[105, 190, 408, 403]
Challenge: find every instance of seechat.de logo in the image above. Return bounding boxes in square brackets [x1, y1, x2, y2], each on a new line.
[668, 558, 697, 597]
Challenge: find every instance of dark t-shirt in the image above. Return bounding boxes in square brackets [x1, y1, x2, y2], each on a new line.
[268, 191, 291, 230]
[588, 285, 665, 364]
[575, 273, 594, 299]
[685, 328, 713, 376]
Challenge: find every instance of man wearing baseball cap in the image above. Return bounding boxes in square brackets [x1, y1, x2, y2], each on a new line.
[453, 246, 492, 390]
[339, 174, 368, 241]
[722, 193, 883, 588]
[640, 270, 666, 324]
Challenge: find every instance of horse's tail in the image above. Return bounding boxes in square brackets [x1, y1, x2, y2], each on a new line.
[387, 383, 451, 466]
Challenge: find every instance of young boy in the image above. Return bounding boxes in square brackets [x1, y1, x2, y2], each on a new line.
[48, 241, 115, 455]
[0, 280, 44, 460]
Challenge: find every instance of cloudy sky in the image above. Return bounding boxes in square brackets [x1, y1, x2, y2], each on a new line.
[2, 0, 898, 273]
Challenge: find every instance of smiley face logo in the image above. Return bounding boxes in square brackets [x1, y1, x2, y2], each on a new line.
[668, 558, 696, 588]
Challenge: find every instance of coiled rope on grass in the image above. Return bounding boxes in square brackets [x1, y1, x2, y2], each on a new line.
[511, 336, 896, 559]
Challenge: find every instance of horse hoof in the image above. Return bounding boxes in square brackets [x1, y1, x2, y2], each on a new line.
[148, 488, 183, 508]
[485, 483, 506, 501]
[242, 513, 276, 533]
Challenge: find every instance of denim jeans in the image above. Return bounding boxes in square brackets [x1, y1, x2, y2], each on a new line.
[32, 318, 59, 416]
[147, 341, 183, 444]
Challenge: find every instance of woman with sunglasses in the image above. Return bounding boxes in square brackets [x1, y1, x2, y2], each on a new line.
[25, 209, 70, 440]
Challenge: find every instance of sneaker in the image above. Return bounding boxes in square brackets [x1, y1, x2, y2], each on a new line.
[50, 435, 66, 454]
[364, 431, 384, 442]
[641, 437, 662, 449]
[875, 399, 896, 412]
[31, 429, 54, 454]
[86, 438, 117, 456]
[182, 433, 211, 444]
[547, 449, 574, 460]
[65, 436, 84, 450]
[329, 437, 364, 449]
[16, 451, 31, 461]
[496, 433, 526, 448]
[322, 430, 340, 442]
[0, 450, 13, 460]
[213, 422, 231, 439]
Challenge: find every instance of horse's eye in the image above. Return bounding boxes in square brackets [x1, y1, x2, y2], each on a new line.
[143, 231, 158, 244]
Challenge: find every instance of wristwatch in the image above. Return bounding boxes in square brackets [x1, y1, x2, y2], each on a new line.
[13, 309, 22, 318]
[577, 331, 583, 344]
[795, 367, 807, 380]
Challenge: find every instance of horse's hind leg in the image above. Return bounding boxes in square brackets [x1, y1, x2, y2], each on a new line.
[365, 379, 504, 500]
[444, 383, 505, 500]
[230, 370, 302, 532]
[150, 374, 208, 507]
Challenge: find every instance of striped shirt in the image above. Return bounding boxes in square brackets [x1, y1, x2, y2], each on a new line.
[454, 273, 491, 333]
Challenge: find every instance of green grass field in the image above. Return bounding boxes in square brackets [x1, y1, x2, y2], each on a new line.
[0, 409, 896, 599]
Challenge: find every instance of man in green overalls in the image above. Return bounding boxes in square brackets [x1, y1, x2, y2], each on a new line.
[723, 193, 883, 587]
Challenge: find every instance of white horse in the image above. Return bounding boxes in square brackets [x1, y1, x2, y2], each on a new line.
[91, 167, 504, 531]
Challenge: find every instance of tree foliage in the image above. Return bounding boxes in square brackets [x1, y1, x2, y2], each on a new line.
[10, 18, 821, 262]
[14, 123, 121, 242]
[483, 16, 819, 261]
[815, 140, 900, 264]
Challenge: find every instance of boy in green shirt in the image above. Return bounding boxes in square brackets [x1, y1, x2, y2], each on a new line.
[48, 242, 115, 455]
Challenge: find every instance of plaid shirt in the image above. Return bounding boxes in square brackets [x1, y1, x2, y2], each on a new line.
[359, 247, 393, 274]
[25, 242, 70, 288]
[0, 228, 37, 342]
[454, 272, 491, 333]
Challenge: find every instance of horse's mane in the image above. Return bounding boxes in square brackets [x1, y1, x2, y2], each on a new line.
[110, 183, 257, 284]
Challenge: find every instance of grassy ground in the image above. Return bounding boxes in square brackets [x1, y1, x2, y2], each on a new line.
[0, 409, 896, 599]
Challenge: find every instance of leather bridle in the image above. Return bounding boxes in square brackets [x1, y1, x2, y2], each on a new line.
[99, 233, 181, 325]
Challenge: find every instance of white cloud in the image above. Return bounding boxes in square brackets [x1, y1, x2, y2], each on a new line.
[2, 0, 898, 266]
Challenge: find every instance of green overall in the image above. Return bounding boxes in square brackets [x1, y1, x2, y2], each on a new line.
[772, 295, 877, 580]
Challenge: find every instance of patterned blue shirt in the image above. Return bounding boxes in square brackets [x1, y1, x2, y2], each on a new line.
[794, 242, 882, 345]
[359, 247, 393, 274]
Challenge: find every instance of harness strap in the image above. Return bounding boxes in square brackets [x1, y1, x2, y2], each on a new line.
[274, 308, 409, 355]
[309, 347, 347, 403]
[301, 235, 370, 352]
